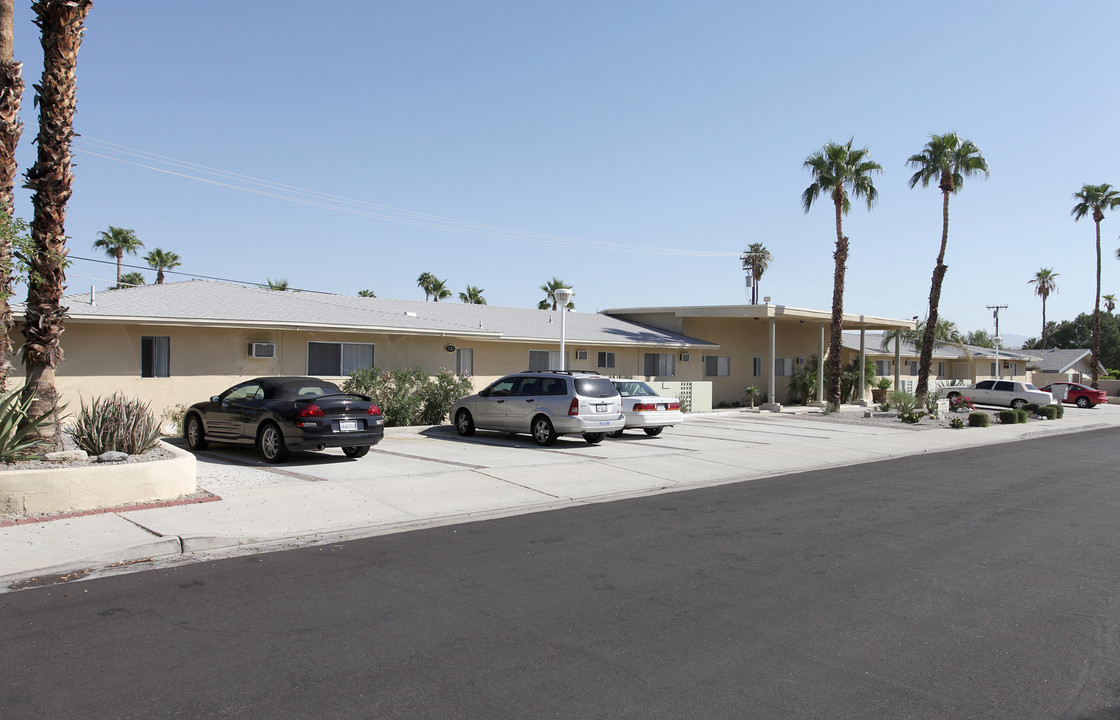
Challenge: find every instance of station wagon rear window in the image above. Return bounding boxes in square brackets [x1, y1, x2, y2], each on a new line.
[575, 377, 618, 398]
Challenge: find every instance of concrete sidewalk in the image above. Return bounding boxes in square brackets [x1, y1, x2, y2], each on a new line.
[3, 405, 1118, 591]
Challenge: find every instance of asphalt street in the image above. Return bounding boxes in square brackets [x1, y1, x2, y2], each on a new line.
[4, 427, 1120, 719]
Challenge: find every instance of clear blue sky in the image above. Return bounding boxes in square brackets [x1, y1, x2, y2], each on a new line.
[8, 0, 1120, 342]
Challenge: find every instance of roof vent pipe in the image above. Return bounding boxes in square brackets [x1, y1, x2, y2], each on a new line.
[90, 286, 95, 305]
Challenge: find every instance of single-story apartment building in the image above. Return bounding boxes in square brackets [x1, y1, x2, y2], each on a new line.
[1023, 348, 1105, 386]
[10, 280, 919, 415]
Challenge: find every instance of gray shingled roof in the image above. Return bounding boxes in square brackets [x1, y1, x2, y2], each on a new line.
[1021, 348, 1094, 373]
[49, 279, 716, 349]
[841, 333, 958, 358]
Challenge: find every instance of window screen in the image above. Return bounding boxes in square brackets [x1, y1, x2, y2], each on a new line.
[141, 336, 170, 378]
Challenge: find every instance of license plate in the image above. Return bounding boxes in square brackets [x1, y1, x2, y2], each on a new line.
[595, 405, 609, 412]
[657, 404, 666, 410]
[339, 420, 359, 432]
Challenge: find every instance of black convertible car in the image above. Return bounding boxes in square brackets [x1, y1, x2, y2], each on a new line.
[183, 376, 384, 463]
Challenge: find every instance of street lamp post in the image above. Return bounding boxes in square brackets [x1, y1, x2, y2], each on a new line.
[554, 287, 573, 371]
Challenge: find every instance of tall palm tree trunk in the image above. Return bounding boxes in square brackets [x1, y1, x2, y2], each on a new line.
[916, 184, 952, 401]
[1041, 294, 1047, 349]
[827, 194, 847, 408]
[0, 0, 23, 392]
[1092, 212, 1102, 388]
[22, 0, 92, 450]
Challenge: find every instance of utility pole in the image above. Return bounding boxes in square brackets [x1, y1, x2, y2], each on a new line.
[988, 305, 1008, 380]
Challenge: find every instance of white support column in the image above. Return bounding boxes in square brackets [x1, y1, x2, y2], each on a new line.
[816, 323, 826, 406]
[856, 328, 868, 406]
[894, 333, 901, 396]
[762, 317, 781, 411]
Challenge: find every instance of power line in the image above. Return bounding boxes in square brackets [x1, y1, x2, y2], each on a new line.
[73, 137, 740, 258]
[65, 254, 334, 295]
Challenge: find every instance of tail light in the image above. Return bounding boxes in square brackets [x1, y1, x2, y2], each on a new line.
[367, 403, 381, 416]
[633, 403, 655, 411]
[668, 402, 680, 410]
[568, 398, 580, 416]
[297, 404, 324, 418]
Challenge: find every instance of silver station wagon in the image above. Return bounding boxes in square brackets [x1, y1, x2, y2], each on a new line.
[452, 371, 625, 445]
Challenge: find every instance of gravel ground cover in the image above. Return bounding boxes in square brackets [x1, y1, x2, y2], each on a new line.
[794, 406, 1014, 431]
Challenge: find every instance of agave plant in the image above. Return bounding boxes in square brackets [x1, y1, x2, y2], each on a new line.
[0, 384, 58, 461]
[67, 393, 161, 455]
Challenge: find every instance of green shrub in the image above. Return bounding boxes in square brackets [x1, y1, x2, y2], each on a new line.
[968, 411, 990, 427]
[68, 393, 161, 455]
[1053, 402, 1065, 419]
[997, 409, 1019, 425]
[924, 389, 941, 417]
[1023, 403, 1039, 414]
[0, 385, 58, 462]
[949, 417, 965, 429]
[1016, 409, 1029, 423]
[343, 367, 474, 427]
[1036, 405, 1058, 420]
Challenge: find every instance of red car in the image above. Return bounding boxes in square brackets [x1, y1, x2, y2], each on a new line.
[1040, 382, 1109, 408]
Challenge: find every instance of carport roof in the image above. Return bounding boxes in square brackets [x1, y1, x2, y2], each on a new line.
[44, 279, 718, 349]
[602, 303, 916, 331]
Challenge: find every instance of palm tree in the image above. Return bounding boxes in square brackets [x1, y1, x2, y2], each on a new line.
[429, 277, 451, 302]
[801, 138, 883, 408]
[741, 242, 771, 304]
[358, 289, 376, 298]
[538, 277, 575, 310]
[265, 277, 289, 291]
[459, 284, 486, 304]
[0, 0, 24, 392]
[22, 0, 93, 450]
[906, 133, 989, 400]
[1104, 293, 1117, 314]
[416, 272, 435, 301]
[1029, 268, 1059, 349]
[93, 226, 143, 284]
[1071, 183, 1120, 388]
[878, 318, 963, 353]
[143, 247, 181, 284]
[114, 271, 146, 289]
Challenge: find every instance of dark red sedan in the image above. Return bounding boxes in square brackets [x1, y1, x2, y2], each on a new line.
[1039, 382, 1109, 408]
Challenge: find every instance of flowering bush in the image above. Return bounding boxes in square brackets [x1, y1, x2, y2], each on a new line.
[949, 395, 975, 412]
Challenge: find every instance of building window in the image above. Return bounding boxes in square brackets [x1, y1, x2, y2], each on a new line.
[753, 357, 761, 377]
[704, 355, 730, 377]
[456, 348, 473, 376]
[909, 361, 919, 376]
[775, 358, 793, 377]
[528, 350, 561, 371]
[990, 362, 997, 376]
[875, 360, 891, 375]
[597, 351, 616, 369]
[937, 361, 946, 376]
[644, 353, 675, 377]
[308, 341, 374, 376]
[141, 336, 170, 378]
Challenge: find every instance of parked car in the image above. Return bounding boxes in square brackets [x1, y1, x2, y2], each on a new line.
[183, 376, 384, 463]
[945, 380, 1053, 410]
[451, 371, 624, 445]
[609, 379, 684, 437]
[1039, 382, 1109, 408]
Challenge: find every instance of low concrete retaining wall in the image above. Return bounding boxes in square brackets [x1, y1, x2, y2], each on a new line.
[0, 440, 197, 516]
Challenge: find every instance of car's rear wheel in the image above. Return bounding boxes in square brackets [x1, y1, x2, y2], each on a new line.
[608, 429, 625, 438]
[1011, 399, 1026, 410]
[946, 391, 961, 402]
[185, 414, 208, 451]
[532, 416, 557, 446]
[342, 446, 370, 458]
[643, 427, 664, 436]
[1076, 396, 1091, 408]
[583, 432, 605, 444]
[259, 423, 290, 463]
[455, 409, 475, 436]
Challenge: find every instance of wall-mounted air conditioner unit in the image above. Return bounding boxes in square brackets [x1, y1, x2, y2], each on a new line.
[680, 353, 690, 362]
[249, 342, 276, 358]
[576, 350, 588, 361]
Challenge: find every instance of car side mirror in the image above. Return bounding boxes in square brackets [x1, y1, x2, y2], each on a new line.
[211, 396, 221, 403]
[479, 388, 490, 397]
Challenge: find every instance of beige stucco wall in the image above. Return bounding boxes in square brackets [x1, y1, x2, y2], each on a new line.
[9, 323, 702, 420]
